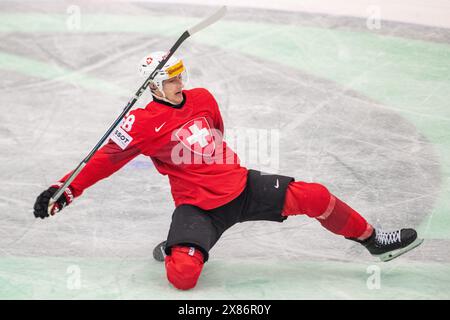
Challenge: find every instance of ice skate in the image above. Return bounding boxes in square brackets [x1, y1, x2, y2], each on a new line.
[153, 240, 167, 262]
[350, 228, 424, 262]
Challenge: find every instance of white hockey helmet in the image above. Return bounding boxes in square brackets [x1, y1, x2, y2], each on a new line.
[138, 51, 187, 96]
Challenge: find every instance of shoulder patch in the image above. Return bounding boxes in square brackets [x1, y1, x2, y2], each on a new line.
[110, 126, 133, 150]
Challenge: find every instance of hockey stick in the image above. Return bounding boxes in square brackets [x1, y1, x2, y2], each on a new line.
[49, 6, 227, 210]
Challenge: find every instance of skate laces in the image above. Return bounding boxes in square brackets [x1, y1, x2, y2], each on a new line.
[375, 229, 401, 245]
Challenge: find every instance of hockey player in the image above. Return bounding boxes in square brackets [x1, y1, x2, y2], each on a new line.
[33, 51, 423, 290]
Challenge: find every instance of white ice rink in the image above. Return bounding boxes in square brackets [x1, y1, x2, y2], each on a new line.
[1, 0, 449, 299]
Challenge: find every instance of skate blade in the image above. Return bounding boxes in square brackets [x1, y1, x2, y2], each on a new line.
[375, 238, 424, 262]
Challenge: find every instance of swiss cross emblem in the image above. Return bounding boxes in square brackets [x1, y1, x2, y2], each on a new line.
[175, 117, 215, 157]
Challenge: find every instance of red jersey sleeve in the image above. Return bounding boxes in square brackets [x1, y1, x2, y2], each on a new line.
[59, 109, 153, 198]
[214, 98, 224, 134]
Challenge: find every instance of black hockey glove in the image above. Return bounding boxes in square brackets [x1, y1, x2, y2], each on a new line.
[33, 184, 74, 219]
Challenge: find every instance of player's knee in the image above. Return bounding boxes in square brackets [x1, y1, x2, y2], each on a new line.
[165, 245, 204, 290]
[303, 182, 331, 217]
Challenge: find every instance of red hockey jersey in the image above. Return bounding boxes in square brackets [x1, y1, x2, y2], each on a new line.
[60, 88, 248, 210]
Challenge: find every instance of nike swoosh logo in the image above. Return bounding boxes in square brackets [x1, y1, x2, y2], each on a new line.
[155, 122, 166, 132]
[275, 179, 279, 189]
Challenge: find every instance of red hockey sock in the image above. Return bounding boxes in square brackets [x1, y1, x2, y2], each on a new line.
[282, 182, 373, 240]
